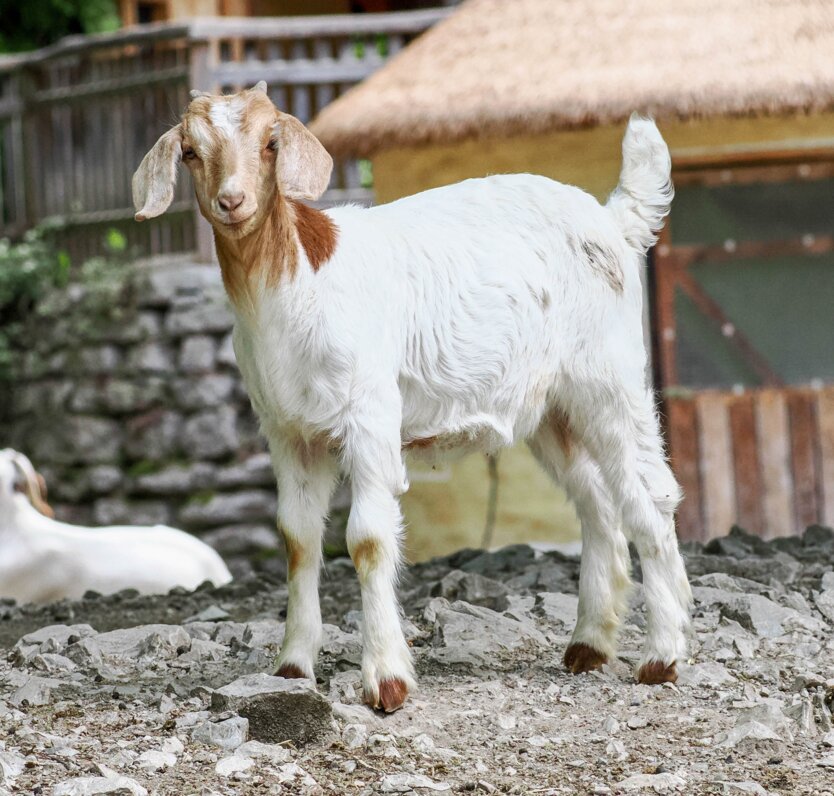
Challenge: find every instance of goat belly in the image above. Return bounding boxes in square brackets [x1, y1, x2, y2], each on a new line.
[401, 413, 514, 461]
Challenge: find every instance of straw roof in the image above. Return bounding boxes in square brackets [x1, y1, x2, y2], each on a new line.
[311, 0, 834, 158]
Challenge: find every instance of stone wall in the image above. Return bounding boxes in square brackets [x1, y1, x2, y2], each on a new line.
[1, 256, 347, 576]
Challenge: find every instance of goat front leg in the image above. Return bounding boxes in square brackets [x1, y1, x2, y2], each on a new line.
[344, 424, 415, 712]
[271, 435, 339, 681]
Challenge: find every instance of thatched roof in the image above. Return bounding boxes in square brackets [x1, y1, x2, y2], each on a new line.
[311, 0, 834, 158]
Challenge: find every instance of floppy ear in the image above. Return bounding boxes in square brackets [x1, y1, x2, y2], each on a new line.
[132, 125, 183, 221]
[11, 454, 54, 518]
[273, 115, 333, 201]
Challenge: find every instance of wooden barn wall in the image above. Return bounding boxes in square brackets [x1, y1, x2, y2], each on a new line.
[667, 387, 834, 541]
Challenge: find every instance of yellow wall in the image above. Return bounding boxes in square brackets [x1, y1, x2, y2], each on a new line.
[383, 111, 834, 561]
[403, 447, 578, 562]
[374, 112, 834, 204]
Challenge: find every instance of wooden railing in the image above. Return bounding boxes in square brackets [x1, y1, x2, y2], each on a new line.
[0, 9, 448, 262]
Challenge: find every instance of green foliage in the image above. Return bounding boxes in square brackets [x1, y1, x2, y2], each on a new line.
[0, 225, 70, 379]
[352, 33, 389, 60]
[104, 227, 127, 254]
[126, 460, 162, 478]
[0, 224, 133, 382]
[0, 0, 120, 53]
[358, 159, 374, 189]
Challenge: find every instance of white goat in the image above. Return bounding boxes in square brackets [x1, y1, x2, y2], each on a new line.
[0, 450, 232, 603]
[133, 83, 692, 712]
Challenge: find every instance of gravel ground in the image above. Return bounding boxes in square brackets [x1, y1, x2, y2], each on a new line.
[1, 525, 833, 795]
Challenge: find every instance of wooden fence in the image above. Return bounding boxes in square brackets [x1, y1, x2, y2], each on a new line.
[0, 10, 448, 262]
[667, 386, 834, 541]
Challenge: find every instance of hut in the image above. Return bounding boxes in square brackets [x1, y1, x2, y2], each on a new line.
[312, 0, 834, 544]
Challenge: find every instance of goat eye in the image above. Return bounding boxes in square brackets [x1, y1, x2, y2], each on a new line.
[265, 140, 277, 152]
[183, 146, 197, 160]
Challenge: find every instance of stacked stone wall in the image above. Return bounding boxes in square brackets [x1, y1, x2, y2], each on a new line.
[1, 256, 348, 575]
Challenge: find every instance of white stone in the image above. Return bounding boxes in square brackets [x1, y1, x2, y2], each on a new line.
[615, 772, 687, 792]
[235, 741, 292, 764]
[215, 754, 254, 776]
[379, 773, 452, 792]
[136, 750, 176, 771]
[160, 737, 184, 756]
[342, 724, 368, 750]
[192, 717, 249, 751]
[52, 775, 148, 796]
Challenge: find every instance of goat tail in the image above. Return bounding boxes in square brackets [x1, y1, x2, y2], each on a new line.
[607, 113, 673, 253]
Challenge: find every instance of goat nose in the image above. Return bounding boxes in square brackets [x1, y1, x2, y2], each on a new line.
[218, 191, 245, 212]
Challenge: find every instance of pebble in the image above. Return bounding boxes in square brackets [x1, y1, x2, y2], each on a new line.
[379, 773, 452, 792]
[215, 754, 254, 776]
[135, 749, 176, 771]
[342, 723, 368, 749]
[52, 775, 148, 796]
[192, 716, 249, 751]
[615, 772, 687, 792]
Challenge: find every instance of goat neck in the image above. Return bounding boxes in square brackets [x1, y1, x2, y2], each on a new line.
[213, 191, 297, 315]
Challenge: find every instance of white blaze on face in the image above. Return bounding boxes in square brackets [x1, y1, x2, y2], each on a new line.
[205, 97, 248, 205]
[209, 97, 245, 139]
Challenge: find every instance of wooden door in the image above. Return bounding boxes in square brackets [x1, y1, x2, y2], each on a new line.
[653, 150, 834, 540]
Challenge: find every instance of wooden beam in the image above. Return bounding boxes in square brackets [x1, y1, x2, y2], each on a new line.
[676, 269, 783, 387]
[666, 397, 703, 540]
[787, 391, 819, 530]
[755, 389, 795, 539]
[728, 393, 764, 534]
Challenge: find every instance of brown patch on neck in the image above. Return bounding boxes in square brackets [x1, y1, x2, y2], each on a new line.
[289, 200, 338, 272]
[214, 192, 298, 312]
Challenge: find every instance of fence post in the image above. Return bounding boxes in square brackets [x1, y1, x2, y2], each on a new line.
[188, 37, 215, 264]
[17, 67, 40, 233]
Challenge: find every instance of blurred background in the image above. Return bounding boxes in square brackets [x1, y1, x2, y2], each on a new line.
[0, 0, 832, 576]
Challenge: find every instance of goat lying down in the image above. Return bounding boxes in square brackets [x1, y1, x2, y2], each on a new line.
[0, 450, 232, 604]
[133, 83, 692, 712]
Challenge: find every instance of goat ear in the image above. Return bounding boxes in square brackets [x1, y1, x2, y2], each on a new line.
[10, 454, 54, 518]
[132, 125, 183, 221]
[273, 116, 333, 201]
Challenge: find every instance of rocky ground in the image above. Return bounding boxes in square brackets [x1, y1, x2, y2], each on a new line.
[1, 526, 833, 796]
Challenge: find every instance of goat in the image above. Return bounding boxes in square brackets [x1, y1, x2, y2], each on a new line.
[133, 82, 692, 712]
[0, 449, 232, 603]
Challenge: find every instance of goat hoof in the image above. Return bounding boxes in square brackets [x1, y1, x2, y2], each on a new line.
[564, 642, 608, 674]
[275, 663, 308, 679]
[636, 660, 677, 684]
[365, 677, 409, 713]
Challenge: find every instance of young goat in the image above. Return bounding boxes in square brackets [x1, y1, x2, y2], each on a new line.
[133, 83, 692, 712]
[0, 450, 232, 603]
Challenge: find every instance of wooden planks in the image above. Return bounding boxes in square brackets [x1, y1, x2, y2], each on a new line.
[667, 386, 833, 541]
[728, 394, 764, 533]
[787, 392, 819, 529]
[696, 393, 736, 539]
[818, 390, 834, 527]
[666, 398, 702, 540]
[755, 390, 794, 538]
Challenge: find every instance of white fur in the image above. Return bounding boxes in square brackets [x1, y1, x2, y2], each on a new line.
[0, 451, 232, 604]
[225, 114, 691, 699]
[209, 97, 245, 138]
